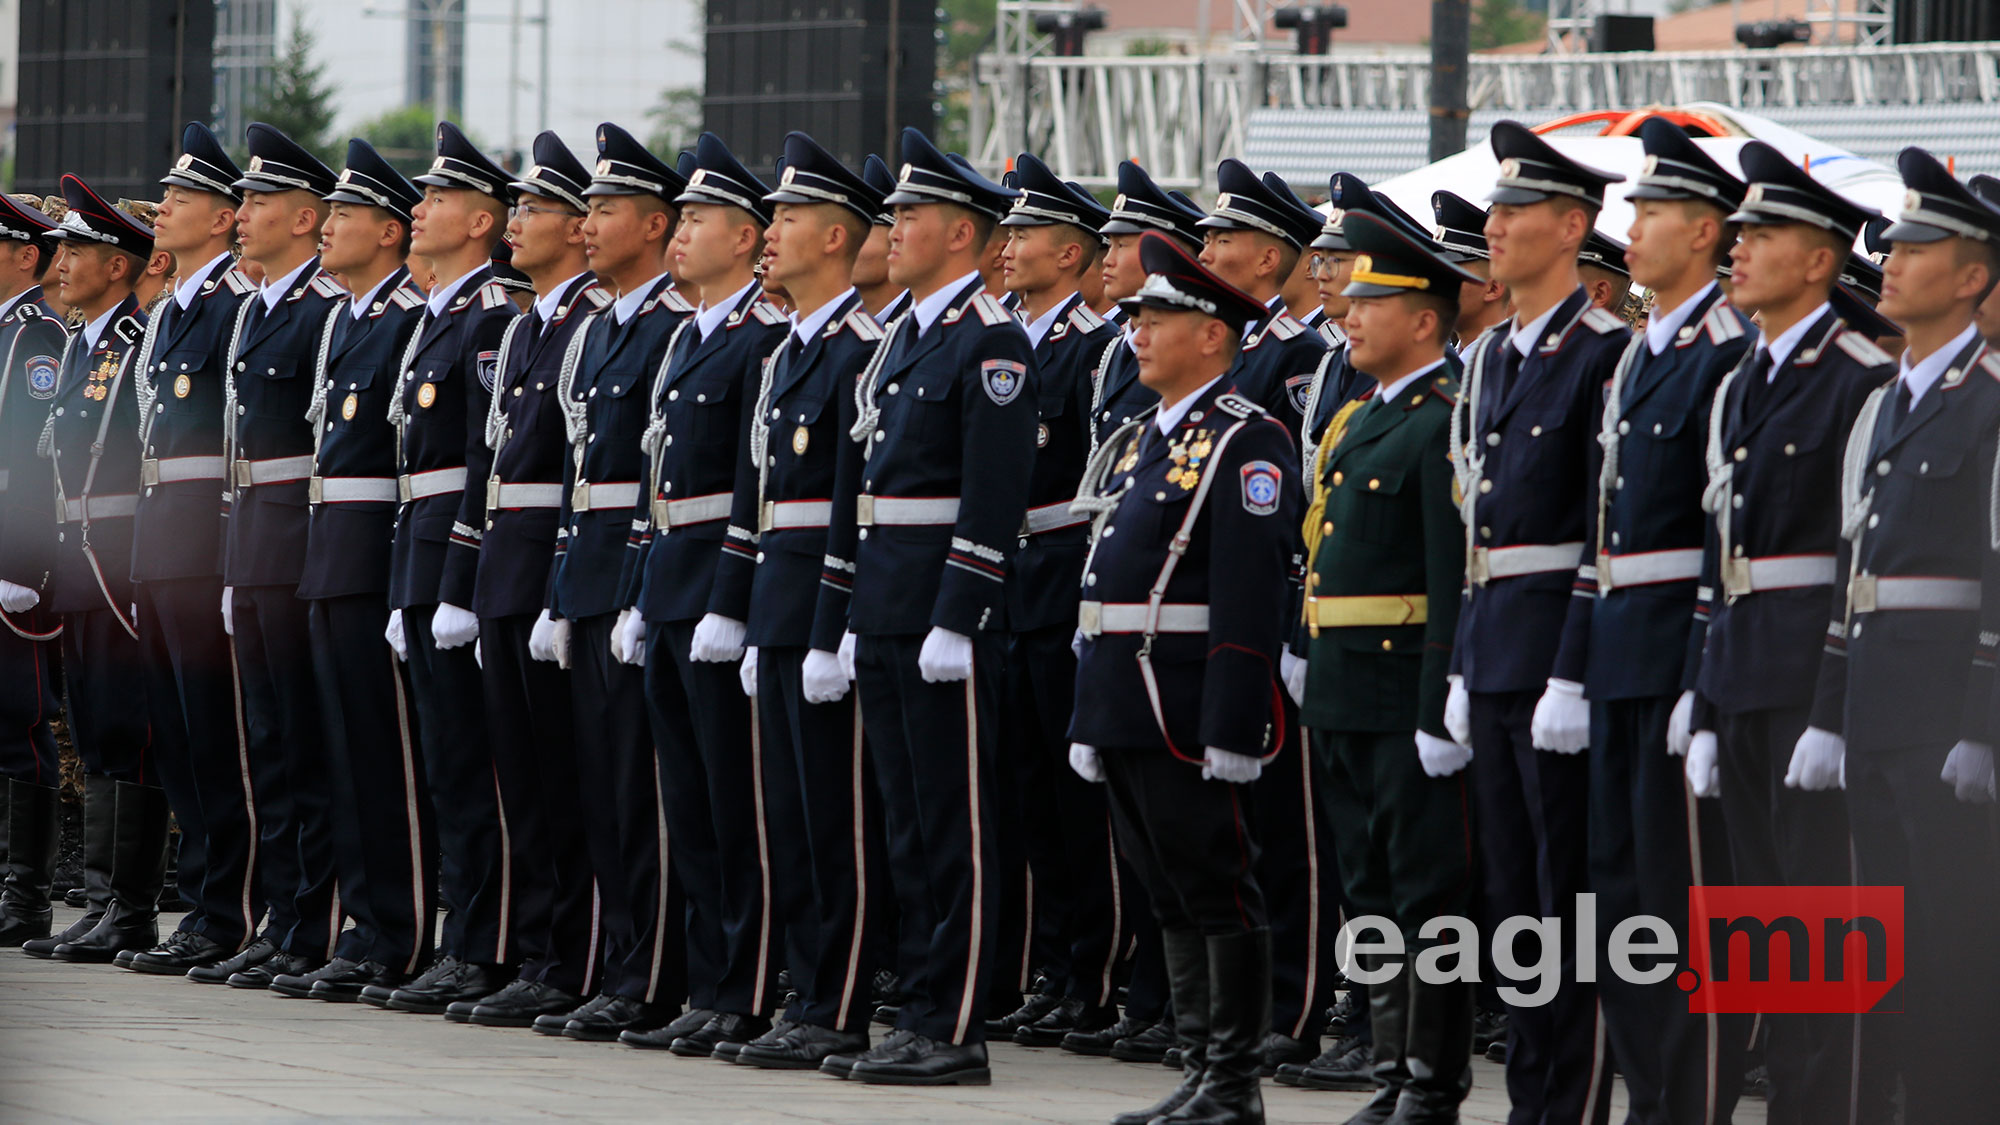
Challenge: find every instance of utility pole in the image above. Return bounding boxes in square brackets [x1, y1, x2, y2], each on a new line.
[1430, 1, 1470, 162]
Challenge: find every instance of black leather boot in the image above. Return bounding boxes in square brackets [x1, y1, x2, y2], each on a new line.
[23, 776, 115, 957]
[1112, 929, 1211, 1125]
[1385, 974, 1472, 1123]
[0, 780, 60, 945]
[1160, 928, 1271, 1125]
[1342, 959, 1412, 1125]
[54, 782, 169, 962]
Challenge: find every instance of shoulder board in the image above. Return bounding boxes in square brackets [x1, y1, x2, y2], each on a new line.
[1702, 303, 1747, 345]
[1213, 392, 1265, 420]
[972, 292, 1012, 326]
[15, 302, 38, 321]
[659, 288, 696, 315]
[1581, 307, 1625, 335]
[1266, 315, 1305, 341]
[1067, 304, 1105, 334]
[745, 300, 787, 326]
[1834, 330, 1893, 369]
[1424, 374, 1458, 406]
[389, 285, 424, 310]
[842, 308, 885, 341]
[477, 281, 510, 310]
[1980, 352, 2000, 381]
[219, 268, 258, 296]
[582, 288, 613, 310]
[112, 314, 144, 344]
[1318, 320, 1348, 347]
[308, 273, 346, 299]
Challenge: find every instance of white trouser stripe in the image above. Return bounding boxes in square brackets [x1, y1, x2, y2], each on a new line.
[390, 650, 427, 975]
[748, 701, 774, 1011]
[953, 657, 985, 1044]
[1292, 722, 1321, 1040]
[838, 699, 868, 1028]
[227, 639, 260, 946]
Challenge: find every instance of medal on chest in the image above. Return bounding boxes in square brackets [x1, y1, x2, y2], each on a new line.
[1114, 433, 1142, 475]
[1166, 429, 1213, 491]
[173, 373, 192, 398]
[341, 392, 358, 421]
[84, 354, 117, 401]
[417, 381, 437, 409]
[793, 425, 810, 455]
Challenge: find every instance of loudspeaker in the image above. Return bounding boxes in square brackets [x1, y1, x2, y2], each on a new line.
[17, 0, 217, 199]
[1592, 15, 1655, 54]
[703, 0, 937, 173]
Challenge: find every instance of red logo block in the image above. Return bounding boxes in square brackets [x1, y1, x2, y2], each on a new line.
[1684, 886, 1903, 1014]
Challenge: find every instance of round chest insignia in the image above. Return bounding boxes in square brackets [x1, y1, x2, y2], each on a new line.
[1036, 422, 1050, 448]
[341, 393, 358, 421]
[173, 373, 192, 398]
[793, 425, 810, 455]
[417, 382, 437, 409]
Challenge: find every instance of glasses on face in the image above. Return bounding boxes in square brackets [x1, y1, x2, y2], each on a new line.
[508, 202, 581, 221]
[1307, 253, 1343, 281]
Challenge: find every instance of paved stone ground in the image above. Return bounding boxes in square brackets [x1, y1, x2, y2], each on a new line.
[1, 909, 1767, 1124]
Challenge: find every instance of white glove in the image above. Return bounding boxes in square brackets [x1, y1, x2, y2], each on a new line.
[838, 630, 858, 680]
[612, 607, 647, 666]
[220, 587, 235, 636]
[802, 648, 851, 704]
[552, 617, 570, 670]
[1667, 690, 1695, 757]
[1201, 746, 1263, 784]
[1940, 740, 1997, 804]
[1784, 726, 1846, 791]
[1069, 743, 1105, 783]
[385, 608, 408, 662]
[529, 609, 560, 662]
[1416, 730, 1472, 778]
[1070, 628, 1085, 659]
[0, 580, 38, 614]
[690, 613, 746, 662]
[473, 639, 482, 669]
[1531, 678, 1590, 754]
[1444, 675, 1472, 749]
[917, 627, 974, 683]
[431, 602, 479, 650]
[1282, 651, 1308, 707]
[1686, 731, 1721, 797]
[739, 647, 759, 697]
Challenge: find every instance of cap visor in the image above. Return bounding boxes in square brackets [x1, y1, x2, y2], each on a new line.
[159, 172, 238, 198]
[1485, 185, 1551, 206]
[1880, 218, 1953, 244]
[1625, 183, 1699, 202]
[1341, 281, 1407, 299]
[232, 176, 301, 195]
[1309, 233, 1351, 251]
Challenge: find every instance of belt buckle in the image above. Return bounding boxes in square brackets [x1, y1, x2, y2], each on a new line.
[1468, 548, 1491, 587]
[1722, 556, 1751, 599]
[140, 460, 160, 487]
[651, 497, 671, 528]
[572, 483, 590, 511]
[1078, 601, 1102, 637]
[1849, 574, 1877, 615]
[486, 478, 501, 512]
[759, 500, 775, 533]
[856, 494, 876, 527]
[1304, 595, 1321, 638]
[397, 475, 413, 504]
[1595, 551, 1614, 594]
[233, 459, 253, 488]
[308, 477, 324, 505]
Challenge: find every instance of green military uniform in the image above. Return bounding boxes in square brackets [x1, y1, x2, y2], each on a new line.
[1297, 210, 1478, 1124]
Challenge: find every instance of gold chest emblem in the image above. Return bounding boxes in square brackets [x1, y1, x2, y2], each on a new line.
[417, 382, 437, 409]
[341, 392, 358, 421]
[173, 373, 192, 398]
[1165, 429, 1213, 491]
[792, 425, 810, 455]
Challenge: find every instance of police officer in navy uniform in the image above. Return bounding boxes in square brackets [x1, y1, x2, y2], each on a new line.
[1197, 159, 1329, 438]
[852, 155, 907, 323]
[267, 139, 436, 1002]
[1088, 161, 1207, 459]
[614, 131, 788, 1053]
[1444, 120, 1629, 1125]
[371, 121, 519, 1013]
[0, 194, 69, 947]
[121, 124, 261, 971]
[185, 124, 349, 986]
[1797, 147, 2000, 1125]
[813, 127, 1037, 1086]
[443, 130, 609, 1029]
[702, 131, 892, 1069]
[1547, 118, 1753, 1125]
[1430, 190, 1510, 357]
[1068, 231, 1299, 1125]
[26, 177, 168, 963]
[984, 153, 1122, 1046]
[534, 121, 694, 1042]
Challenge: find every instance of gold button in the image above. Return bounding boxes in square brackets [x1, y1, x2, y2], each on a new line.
[1368, 478, 1380, 490]
[1308, 572, 1321, 587]
[1734, 447, 1747, 462]
[1530, 425, 1543, 436]
[1478, 479, 1492, 494]
[1380, 639, 1393, 651]
[1784, 442, 1796, 455]
[1322, 521, 1334, 535]
[1332, 471, 1344, 486]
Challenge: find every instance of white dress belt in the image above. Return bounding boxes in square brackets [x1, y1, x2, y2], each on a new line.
[1077, 601, 1210, 637]
[233, 455, 314, 488]
[856, 495, 961, 527]
[309, 476, 399, 504]
[1597, 547, 1704, 592]
[649, 491, 732, 528]
[62, 494, 138, 521]
[1721, 553, 1837, 597]
[572, 481, 641, 512]
[1849, 574, 1981, 614]
[1470, 541, 1586, 586]
[140, 455, 228, 486]
[759, 499, 832, 532]
[488, 481, 565, 510]
[398, 466, 469, 503]
[1023, 500, 1090, 535]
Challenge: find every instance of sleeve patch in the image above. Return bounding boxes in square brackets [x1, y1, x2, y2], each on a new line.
[1240, 460, 1282, 516]
[981, 358, 1026, 405]
[476, 350, 499, 391]
[25, 355, 58, 399]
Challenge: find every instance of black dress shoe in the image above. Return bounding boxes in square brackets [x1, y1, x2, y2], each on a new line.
[1108, 1017, 1177, 1063]
[1015, 996, 1115, 1047]
[984, 992, 1059, 1035]
[617, 1006, 717, 1048]
[387, 959, 503, 1014]
[470, 979, 586, 1028]
[1472, 1008, 1507, 1054]
[299, 960, 403, 1001]
[64, 887, 88, 908]
[1162, 1045, 1183, 1069]
[114, 949, 140, 967]
[564, 995, 667, 1041]
[1059, 1012, 1152, 1056]
[1261, 1030, 1318, 1076]
[670, 1011, 771, 1057]
[125, 931, 230, 974]
[852, 1036, 990, 1085]
[1286, 1034, 1373, 1091]
[823, 1027, 914, 1078]
[22, 911, 104, 959]
[738, 1023, 868, 1070]
[186, 938, 278, 984]
[229, 952, 318, 990]
[271, 958, 352, 999]
[538, 994, 613, 1036]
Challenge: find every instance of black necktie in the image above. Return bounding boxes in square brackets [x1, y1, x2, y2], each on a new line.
[1740, 347, 1774, 416]
[1487, 343, 1523, 412]
[1891, 380, 1913, 427]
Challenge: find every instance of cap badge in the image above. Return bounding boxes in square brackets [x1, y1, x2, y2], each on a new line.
[898, 163, 915, 183]
[1745, 184, 1766, 204]
[175, 153, 195, 171]
[249, 157, 265, 172]
[1904, 188, 1924, 212]
[1113, 193, 1128, 210]
[1498, 158, 1521, 180]
[1214, 193, 1233, 211]
[781, 166, 796, 185]
[689, 169, 709, 187]
[1641, 155, 1660, 176]
[596, 159, 613, 175]
[430, 157, 449, 173]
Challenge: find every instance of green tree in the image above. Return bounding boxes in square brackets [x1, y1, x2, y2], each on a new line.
[1471, 0, 1547, 50]
[242, 16, 340, 167]
[356, 105, 450, 179]
[647, 88, 703, 160]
